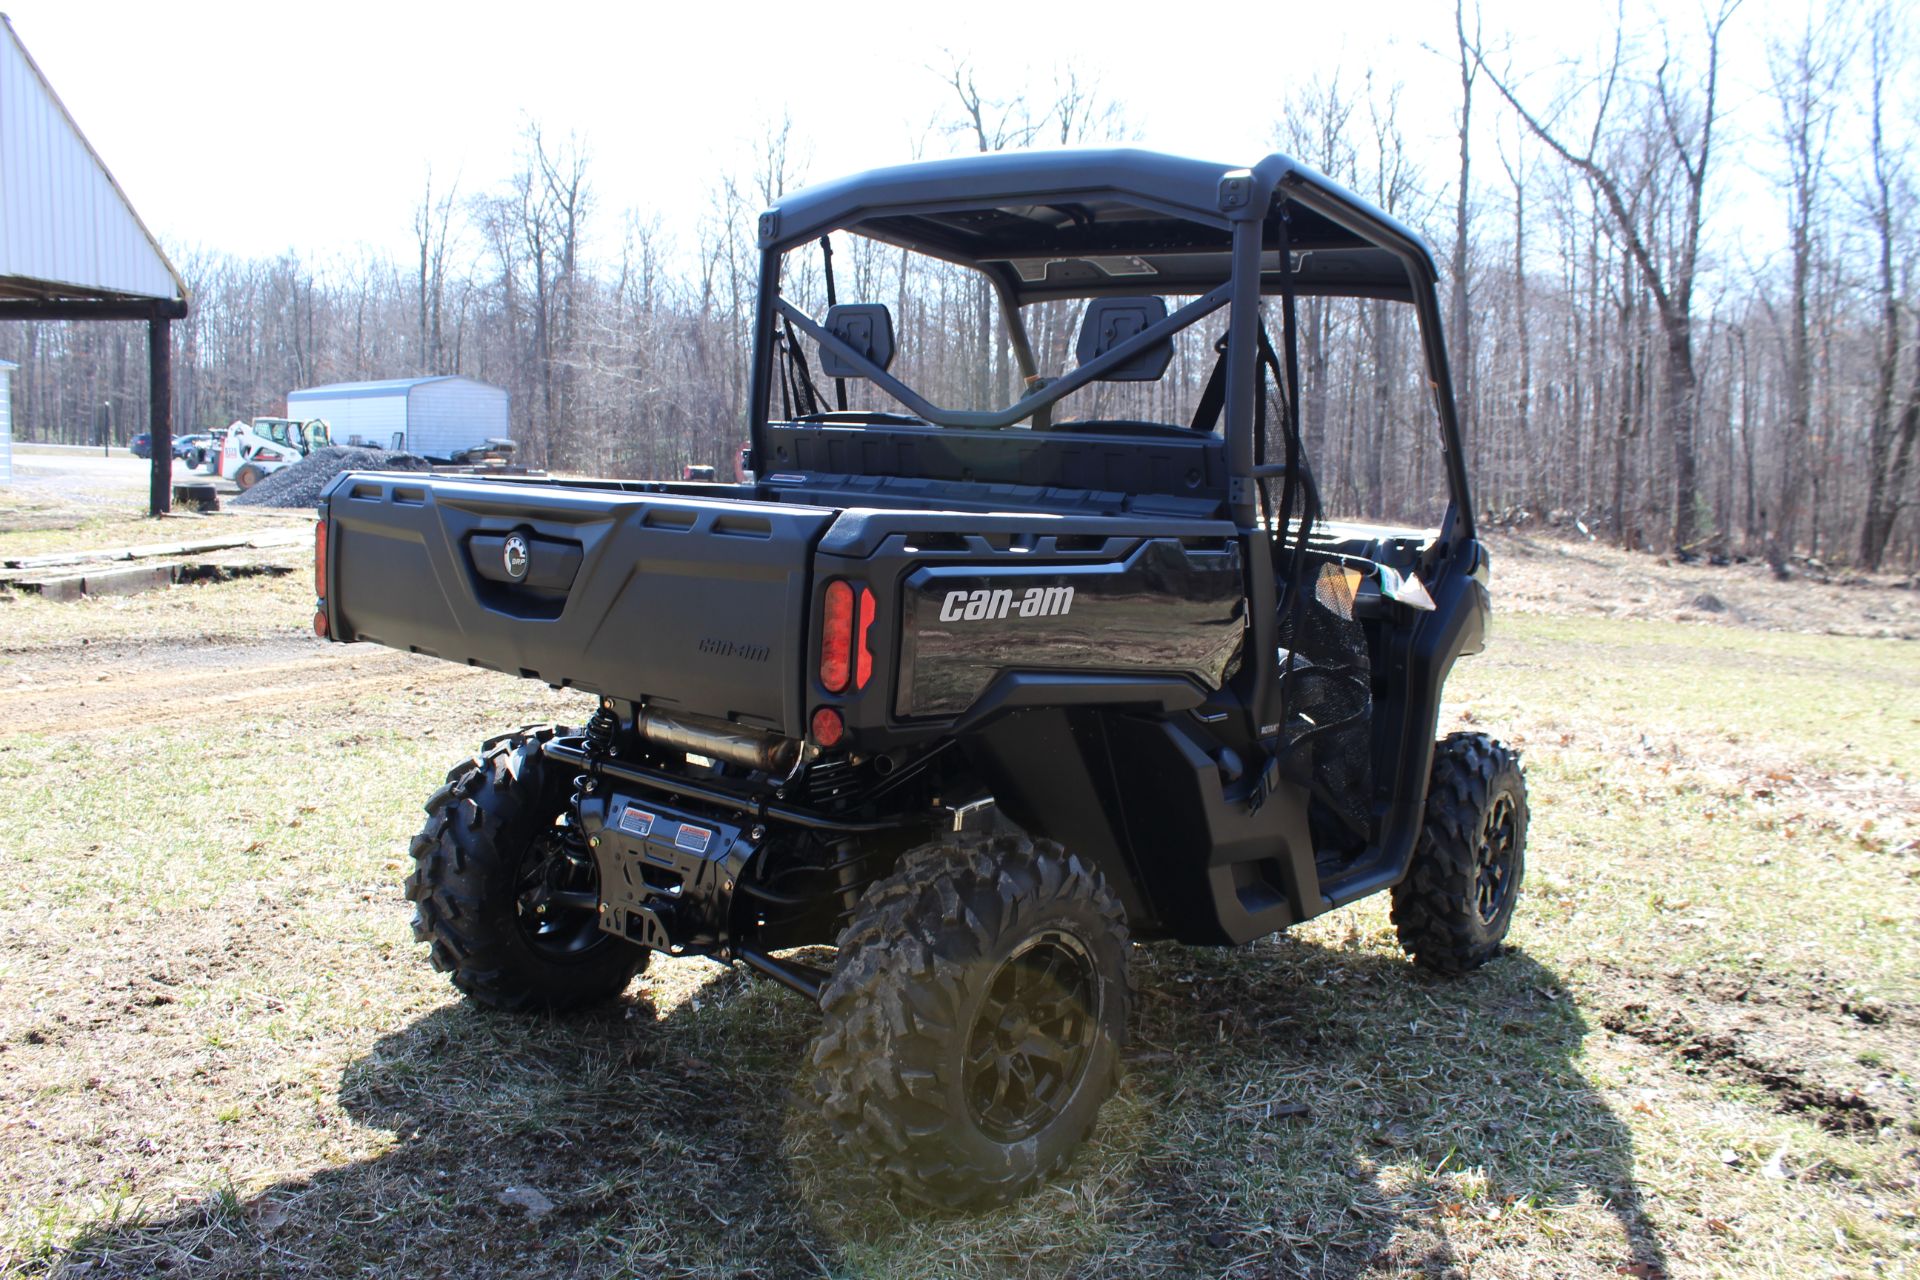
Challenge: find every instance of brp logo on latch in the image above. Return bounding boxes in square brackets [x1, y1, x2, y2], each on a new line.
[502, 532, 530, 581]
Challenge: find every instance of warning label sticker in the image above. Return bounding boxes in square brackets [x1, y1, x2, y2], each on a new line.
[673, 823, 713, 854]
[618, 805, 655, 837]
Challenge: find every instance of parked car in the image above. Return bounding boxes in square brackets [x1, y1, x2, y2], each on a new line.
[127, 433, 150, 459]
[172, 433, 212, 469]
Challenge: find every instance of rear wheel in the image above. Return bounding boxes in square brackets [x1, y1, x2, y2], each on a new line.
[233, 464, 265, 490]
[406, 724, 646, 1011]
[812, 835, 1130, 1208]
[1392, 732, 1528, 973]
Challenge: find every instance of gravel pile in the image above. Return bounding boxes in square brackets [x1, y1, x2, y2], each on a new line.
[232, 447, 433, 508]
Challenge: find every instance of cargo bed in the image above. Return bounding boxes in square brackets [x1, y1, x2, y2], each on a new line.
[321, 472, 834, 737]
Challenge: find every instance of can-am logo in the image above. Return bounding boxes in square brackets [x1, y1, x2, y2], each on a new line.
[938, 585, 1075, 622]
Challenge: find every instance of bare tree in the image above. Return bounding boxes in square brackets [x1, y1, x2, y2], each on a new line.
[935, 57, 1044, 409]
[938, 56, 1045, 155]
[413, 167, 460, 375]
[1051, 66, 1131, 145]
[1451, 0, 1480, 450]
[471, 123, 594, 464]
[751, 112, 809, 205]
[536, 128, 591, 454]
[1497, 128, 1536, 507]
[1278, 74, 1358, 464]
[1763, 9, 1845, 572]
[1479, 0, 1743, 553]
[1858, 5, 1920, 568]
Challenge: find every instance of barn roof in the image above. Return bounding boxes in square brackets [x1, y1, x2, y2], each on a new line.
[0, 14, 185, 307]
[292, 377, 459, 397]
[289, 376, 502, 400]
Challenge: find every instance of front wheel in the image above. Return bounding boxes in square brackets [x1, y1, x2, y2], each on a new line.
[812, 835, 1131, 1208]
[1392, 732, 1528, 973]
[405, 725, 647, 1011]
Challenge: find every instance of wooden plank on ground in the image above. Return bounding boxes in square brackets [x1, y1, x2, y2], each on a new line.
[1, 527, 305, 571]
[81, 565, 177, 596]
[6, 574, 82, 601]
[1, 559, 291, 599]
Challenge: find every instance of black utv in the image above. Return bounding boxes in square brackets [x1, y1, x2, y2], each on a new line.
[314, 148, 1528, 1207]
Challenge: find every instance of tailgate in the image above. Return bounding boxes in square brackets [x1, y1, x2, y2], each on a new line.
[322, 473, 835, 736]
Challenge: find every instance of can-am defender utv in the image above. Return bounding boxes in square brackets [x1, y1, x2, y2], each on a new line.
[314, 148, 1528, 1208]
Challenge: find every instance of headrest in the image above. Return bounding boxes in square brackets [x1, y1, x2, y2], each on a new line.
[1075, 296, 1172, 382]
[817, 303, 896, 377]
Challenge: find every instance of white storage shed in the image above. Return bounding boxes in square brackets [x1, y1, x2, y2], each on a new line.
[286, 376, 509, 460]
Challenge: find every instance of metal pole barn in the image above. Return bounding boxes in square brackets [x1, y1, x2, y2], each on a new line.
[1, 15, 191, 518]
[0, 299, 187, 516]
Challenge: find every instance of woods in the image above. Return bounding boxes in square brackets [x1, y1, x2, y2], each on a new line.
[3, 0, 1916, 569]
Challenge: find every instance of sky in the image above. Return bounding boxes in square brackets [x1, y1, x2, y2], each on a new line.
[0, 0, 1888, 277]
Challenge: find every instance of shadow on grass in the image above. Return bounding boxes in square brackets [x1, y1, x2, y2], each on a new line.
[1105, 940, 1666, 1278]
[51, 939, 1663, 1280]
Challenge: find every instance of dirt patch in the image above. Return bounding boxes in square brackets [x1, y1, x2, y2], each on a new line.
[1486, 531, 1920, 639]
[0, 635, 477, 735]
[1592, 963, 1918, 1136]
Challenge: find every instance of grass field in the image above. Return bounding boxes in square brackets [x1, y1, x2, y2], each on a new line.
[0, 512, 1914, 1279]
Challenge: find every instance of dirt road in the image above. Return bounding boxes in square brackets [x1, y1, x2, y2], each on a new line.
[0, 634, 483, 735]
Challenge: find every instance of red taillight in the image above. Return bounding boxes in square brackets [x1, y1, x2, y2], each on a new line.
[820, 580, 854, 691]
[820, 579, 878, 695]
[855, 586, 876, 690]
[313, 518, 328, 598]
[811, 706, 845, 747]
[312, 608, 329, 639]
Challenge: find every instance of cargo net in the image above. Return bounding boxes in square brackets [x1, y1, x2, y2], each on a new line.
[1275, 560, 1376, 832]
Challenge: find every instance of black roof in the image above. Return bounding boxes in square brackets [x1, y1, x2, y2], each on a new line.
[762, 149, 1438, 303]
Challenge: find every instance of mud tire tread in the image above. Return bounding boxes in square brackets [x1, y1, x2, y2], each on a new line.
[406, 724, 645, 1012]
[812, 834, 1131, 1208]
[1391, 731, 1528, 974]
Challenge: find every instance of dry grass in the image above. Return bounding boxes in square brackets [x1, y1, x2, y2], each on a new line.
[1485, 530, 1920, 639]
[0, 511, 1915, 1279]
[0, 483, 304, 560]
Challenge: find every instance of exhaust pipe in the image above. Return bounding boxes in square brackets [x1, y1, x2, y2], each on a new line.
[637, 708, 801, 773]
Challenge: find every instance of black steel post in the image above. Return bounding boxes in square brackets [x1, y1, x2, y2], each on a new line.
[747, 218, 782, 475]
[148, 310, 171, 516]
[1219, 187, 1283, 738]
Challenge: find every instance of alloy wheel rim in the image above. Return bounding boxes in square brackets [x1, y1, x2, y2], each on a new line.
[962, 931, 1101, 1143]
[1474, 791, 1520, 923]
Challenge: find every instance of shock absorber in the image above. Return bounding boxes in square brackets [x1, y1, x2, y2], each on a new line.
[567, 702, 621, 862]
[582, 703, 619, 755]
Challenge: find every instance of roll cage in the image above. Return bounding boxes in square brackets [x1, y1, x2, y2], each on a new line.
[748, 148, 1474, 542]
